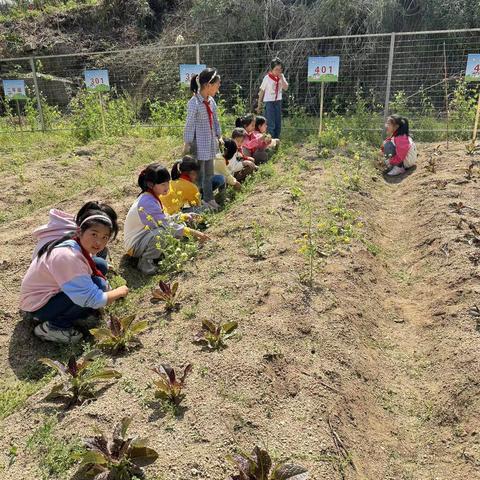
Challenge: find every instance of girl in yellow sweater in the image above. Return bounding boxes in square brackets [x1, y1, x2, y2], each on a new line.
[160, 156, 212, 214]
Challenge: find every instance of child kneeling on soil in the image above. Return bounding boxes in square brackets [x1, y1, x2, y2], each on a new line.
[214, 138, 242, 192]
[383, 114, 417, 177]
[20, 205, 128, 344]
[242, 115, 279, 164]
[124, 163, 209, 275]
[228, 128, 257, 182]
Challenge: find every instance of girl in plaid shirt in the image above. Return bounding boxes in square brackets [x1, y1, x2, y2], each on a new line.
[183, 68, 222, 209]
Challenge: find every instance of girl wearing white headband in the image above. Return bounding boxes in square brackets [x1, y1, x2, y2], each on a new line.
[20, 202, 129, 344]
[184, 67, 222, 210]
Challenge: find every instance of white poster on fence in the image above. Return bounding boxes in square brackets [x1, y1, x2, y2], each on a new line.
[84, 69, 110, 92]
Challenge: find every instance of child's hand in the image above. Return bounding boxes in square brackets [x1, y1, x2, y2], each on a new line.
[192, 230, 210, 243]
[246, 156, 255, 162]
[233, 181, 242, 191]
[183, 143, 191, 155]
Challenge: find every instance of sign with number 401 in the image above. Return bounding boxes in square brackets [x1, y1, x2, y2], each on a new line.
[466, 54, 480, 82]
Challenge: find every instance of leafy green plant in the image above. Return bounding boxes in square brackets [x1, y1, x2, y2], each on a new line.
[151, 280, 180, 310]
[39, 351, 121, 408]
[193, 319, 238, 350]
[90, 314, 149, 353]
[297, 202, 318, 287]
[79, 416, 158, 480]
[249, 221, 267, 259]
[155, 231, 198, 274]
[151, 364, 192, 406]
[227, 446, 309, 480]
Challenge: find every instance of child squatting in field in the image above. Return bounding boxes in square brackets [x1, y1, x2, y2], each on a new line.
[124, 163, 209, 275]
[20, 204, 129, 344]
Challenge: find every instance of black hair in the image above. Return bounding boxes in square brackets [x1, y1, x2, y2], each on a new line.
[388, 114, 409, 136]
[138, 163, 171, 192]
[270, 57, 284, 71]
[37, 203, 119, 258]
[235, 113, 255, 129]
[232, 127, 246, 140]
[255, 115, 267, 130]
[190, 68, 221, 94]
[171, 155, 200, 180]
[223, 138, 238, 161]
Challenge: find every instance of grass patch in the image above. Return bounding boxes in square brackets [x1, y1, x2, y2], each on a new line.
[26, 416, 84, 479]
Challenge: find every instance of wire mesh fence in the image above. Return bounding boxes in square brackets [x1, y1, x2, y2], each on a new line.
[1, 28, 480, 136]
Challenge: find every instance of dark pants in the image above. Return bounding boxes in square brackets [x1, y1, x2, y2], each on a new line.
[264, 100, 282, 138]
[33, 257, 108, 330]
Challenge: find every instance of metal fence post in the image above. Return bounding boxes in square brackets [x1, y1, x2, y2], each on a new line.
[196, 44, 200, 64]
[383, 32, 396, 120]
[29, 57, 45, 132]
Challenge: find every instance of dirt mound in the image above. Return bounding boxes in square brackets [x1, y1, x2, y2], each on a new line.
[0, 141, 479, 479]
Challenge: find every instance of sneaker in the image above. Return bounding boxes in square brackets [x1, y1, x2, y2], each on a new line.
[208, 199, 220, 211]
[387, 166, 406, 176]
[137, 257, 157, 275]
[34, 322, 83, 344]
[22, 311, 41, 324]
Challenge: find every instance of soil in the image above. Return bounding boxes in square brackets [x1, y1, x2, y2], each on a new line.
[0, 141, 480, 479]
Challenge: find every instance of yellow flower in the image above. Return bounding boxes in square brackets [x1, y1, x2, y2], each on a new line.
[138, 207, 144, 212]
[172, 198, 179, 204]
[146, 214, 154, 222]
[177, 191, 183, 196]
[144, 225, 150, 230]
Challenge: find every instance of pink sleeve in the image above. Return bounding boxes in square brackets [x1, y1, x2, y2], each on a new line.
[390, 135, 411, 166]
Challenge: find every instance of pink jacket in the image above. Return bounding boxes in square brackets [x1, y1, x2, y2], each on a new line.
[384, 134, 412, 166]
[243, 131, 268, 155]
[32, 209, 77, 258]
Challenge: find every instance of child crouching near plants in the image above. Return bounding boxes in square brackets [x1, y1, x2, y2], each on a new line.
[214, 139, 242, 192]
[227, 128, 257, 182]
[382, 114, 417, 176]
[124, 163, 209, 275]
[20, 205, 128, 344]
[243, 115, 279, 164]
[160, 155, 209, 215]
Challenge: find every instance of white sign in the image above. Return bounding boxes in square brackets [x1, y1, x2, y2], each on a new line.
[2, 79, 27, 100]
[179, 64, 206, 86]
[307, 56, 340, 83]
[466, 54, 480, 82]
[84, 69, 110, 92]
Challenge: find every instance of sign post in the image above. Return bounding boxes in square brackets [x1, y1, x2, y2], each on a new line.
[307, 56, 340, 139]
[465, 54, 480, 145]
[2, 79, 28, 130]
[84, 69, 110, 135]
[179, 64, 206, 87]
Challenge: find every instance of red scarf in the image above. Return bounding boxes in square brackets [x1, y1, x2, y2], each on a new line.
[146, 188, 164, 209]
[203, 98, 213, 130]
[73, 237, 106, 279]
[237, 146, 248, 160]
[180, 173, 192, 182]
[268, 73, 280, 100]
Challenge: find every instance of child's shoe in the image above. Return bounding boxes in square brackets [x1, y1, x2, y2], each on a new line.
[34, 321, 83, 344]
[137, 257, 157, 275]
[208, 199, 220, 211]
[387, 165, 406, 176]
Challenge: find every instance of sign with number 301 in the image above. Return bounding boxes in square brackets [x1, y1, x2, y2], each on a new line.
[84, 69, 110, 92]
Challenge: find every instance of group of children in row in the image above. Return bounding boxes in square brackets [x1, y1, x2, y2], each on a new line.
[19, 61, 289, 344]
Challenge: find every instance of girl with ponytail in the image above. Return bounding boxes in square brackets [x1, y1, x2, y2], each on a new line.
[184, 68, 222, 210]
[124, 163, 209, 275]
[20, 203, 128, 344]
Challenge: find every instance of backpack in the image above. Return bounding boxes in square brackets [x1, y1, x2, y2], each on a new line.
[392, 136, 417, 168]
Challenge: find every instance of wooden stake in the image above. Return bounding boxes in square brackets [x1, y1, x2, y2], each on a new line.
[443, 42, 449, 149]
[318, 81, 325, 139]
[15, 99, 22, 130]
[98, 91, 106, 135]
[472, 91, 480, 146]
